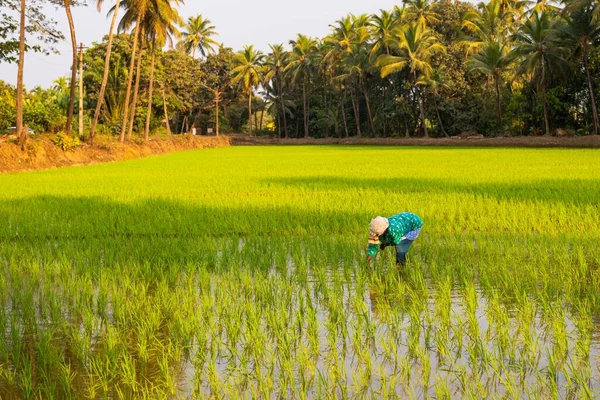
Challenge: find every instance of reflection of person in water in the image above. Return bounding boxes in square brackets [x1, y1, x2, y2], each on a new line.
[366, 212, 423, 267]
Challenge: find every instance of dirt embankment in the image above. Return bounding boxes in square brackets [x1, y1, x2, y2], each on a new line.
[230, 134, 600, 148]
[0, 135, 230, 173]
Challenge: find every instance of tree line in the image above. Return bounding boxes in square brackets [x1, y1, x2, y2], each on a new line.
[2, 0, 600, 143]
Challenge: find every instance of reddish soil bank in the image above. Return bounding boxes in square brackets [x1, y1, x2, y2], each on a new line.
[0, 135, 230, 173]
[229, 134, 600, 148]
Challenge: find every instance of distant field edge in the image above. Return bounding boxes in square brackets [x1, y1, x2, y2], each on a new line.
[0, 135, 230, 173]
[228, 134, 600, 148]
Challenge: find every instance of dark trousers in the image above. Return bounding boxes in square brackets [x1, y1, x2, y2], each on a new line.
[396, 239, 414, 265]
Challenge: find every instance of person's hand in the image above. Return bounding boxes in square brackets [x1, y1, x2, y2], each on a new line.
[367, 256, 373, 262]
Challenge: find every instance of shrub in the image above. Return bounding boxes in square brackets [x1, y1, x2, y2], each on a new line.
[53, 132, 81, 151]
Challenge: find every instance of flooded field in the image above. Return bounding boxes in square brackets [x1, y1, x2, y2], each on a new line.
[0, 146, 599, 398]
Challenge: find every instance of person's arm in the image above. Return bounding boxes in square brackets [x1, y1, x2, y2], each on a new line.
[367, 235, 380, 260]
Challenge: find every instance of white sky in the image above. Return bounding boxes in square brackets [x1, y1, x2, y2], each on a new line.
[0, 0, 401, 88]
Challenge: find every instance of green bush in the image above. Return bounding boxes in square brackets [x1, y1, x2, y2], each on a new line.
[53, 132, 81, 151]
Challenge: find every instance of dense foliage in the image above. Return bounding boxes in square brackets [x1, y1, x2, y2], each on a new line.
[2, 0, 600, 138]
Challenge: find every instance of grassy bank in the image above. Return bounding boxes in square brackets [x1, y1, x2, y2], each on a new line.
[0, 135, 230, 173]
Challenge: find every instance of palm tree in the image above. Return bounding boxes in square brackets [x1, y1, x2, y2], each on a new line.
[404, 0, 440, 28]
[286, 34, 318, 138]
[512, 11, 569, 135]
[378, 23, 445, 137]
[16, 0, 25, 149]
[178, 15, 219, 58]
[325, 15, 368, 137]
[117, 0, 152, 142]
[231, 45, 264, 136]
[461, 0, 514, 53]
[560, 5, 600, 134]
[90, 0, 122, 143]
[265, 44, 289, 138]
[64, 0, 78, 137]
[564, 0, 600, 23]
[370, 9, 398, 58]
[467, 40, 514, 135]
[142, 0, 182, 140]
[418, 67, 451, 136]
[347, 14, 377, 136]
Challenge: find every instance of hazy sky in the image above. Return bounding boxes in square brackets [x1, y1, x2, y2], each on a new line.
[0, 0, 401, 88]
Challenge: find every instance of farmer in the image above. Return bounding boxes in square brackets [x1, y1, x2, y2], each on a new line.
[367, 212, 423, 266]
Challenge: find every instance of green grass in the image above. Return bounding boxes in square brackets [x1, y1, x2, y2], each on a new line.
[0, 146, 599, 398]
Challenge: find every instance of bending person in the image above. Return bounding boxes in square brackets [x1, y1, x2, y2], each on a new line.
[367, 212, 423, 267]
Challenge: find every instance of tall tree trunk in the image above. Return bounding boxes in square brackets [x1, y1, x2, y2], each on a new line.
[16, 0, 26, 148]
[405, 119, 410, 138]
[494, 75, 504, 136]
[278, 75, 288, 138]
[162, 87, 171, 135]
[277, 109, 282, 139]
[65, 0, 77, 136]
[303, 76, 309, 138]
[341, 90, 349, 138]
[127, 28, 145, 140]
[90, 0, 121, 143]
[120, 16, 142, 142]
[418, 86, 429, 138]
[433, 96, 448, 137]
[323, 80, 329, 138]
[144, 43, 156, 141]
[248, 90, 253, 136]
[583, 51, 599, 135]
[78, 43, 84, 137]
[361, 78, 376, 137]
[541, 85, 550, 136]
[350, 85, 362, 137]
[259, 107, 265, 131]
[215, 91, 220, 136]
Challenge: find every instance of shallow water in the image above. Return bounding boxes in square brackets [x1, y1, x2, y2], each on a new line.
[176, 263, 600, 399]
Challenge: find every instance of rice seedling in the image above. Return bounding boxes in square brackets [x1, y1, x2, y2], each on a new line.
[0, 146, 598, 397]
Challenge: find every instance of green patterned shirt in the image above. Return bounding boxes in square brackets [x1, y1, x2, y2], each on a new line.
[367, 212, 423, 258]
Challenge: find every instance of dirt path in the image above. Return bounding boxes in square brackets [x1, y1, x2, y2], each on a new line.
[0, 135, 230, 173]
[229, 134, 600, 148]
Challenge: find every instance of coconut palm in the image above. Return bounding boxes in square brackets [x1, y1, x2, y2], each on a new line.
[404, 0, 440, 28]
[63, 0, 78, 136]
[564, 0, 600, 23]
[467, 40, 514, 135]
[378, 23, 445, 137]
[16, 0, 25, 148]
[116, 0, 150, 142]
[370, 9, 399, 58]
[118, 0, 182, 140]
[511, 11, 569, 135]
[264, 44, 289, 138]
[178, 15, 219, 58]
[325, 15, 369, 136]
[560, 5, 600, 134]
[231, 45, 265, 136]
[286, 34, 318, 138]
[418, 66, 451, 136]
[344, 17, 376, 136]
[461, 0, 514, 53]
[90, 0, 123, 143]
[142, 0, 182, 140]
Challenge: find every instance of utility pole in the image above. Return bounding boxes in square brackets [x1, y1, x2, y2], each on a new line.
[78, 43, 86, 137]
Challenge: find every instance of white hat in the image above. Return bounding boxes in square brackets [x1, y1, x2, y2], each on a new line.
[369, 216, 389, 237]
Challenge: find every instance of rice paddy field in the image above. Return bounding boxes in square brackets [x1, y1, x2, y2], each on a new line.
[0, 145, 599, 399]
